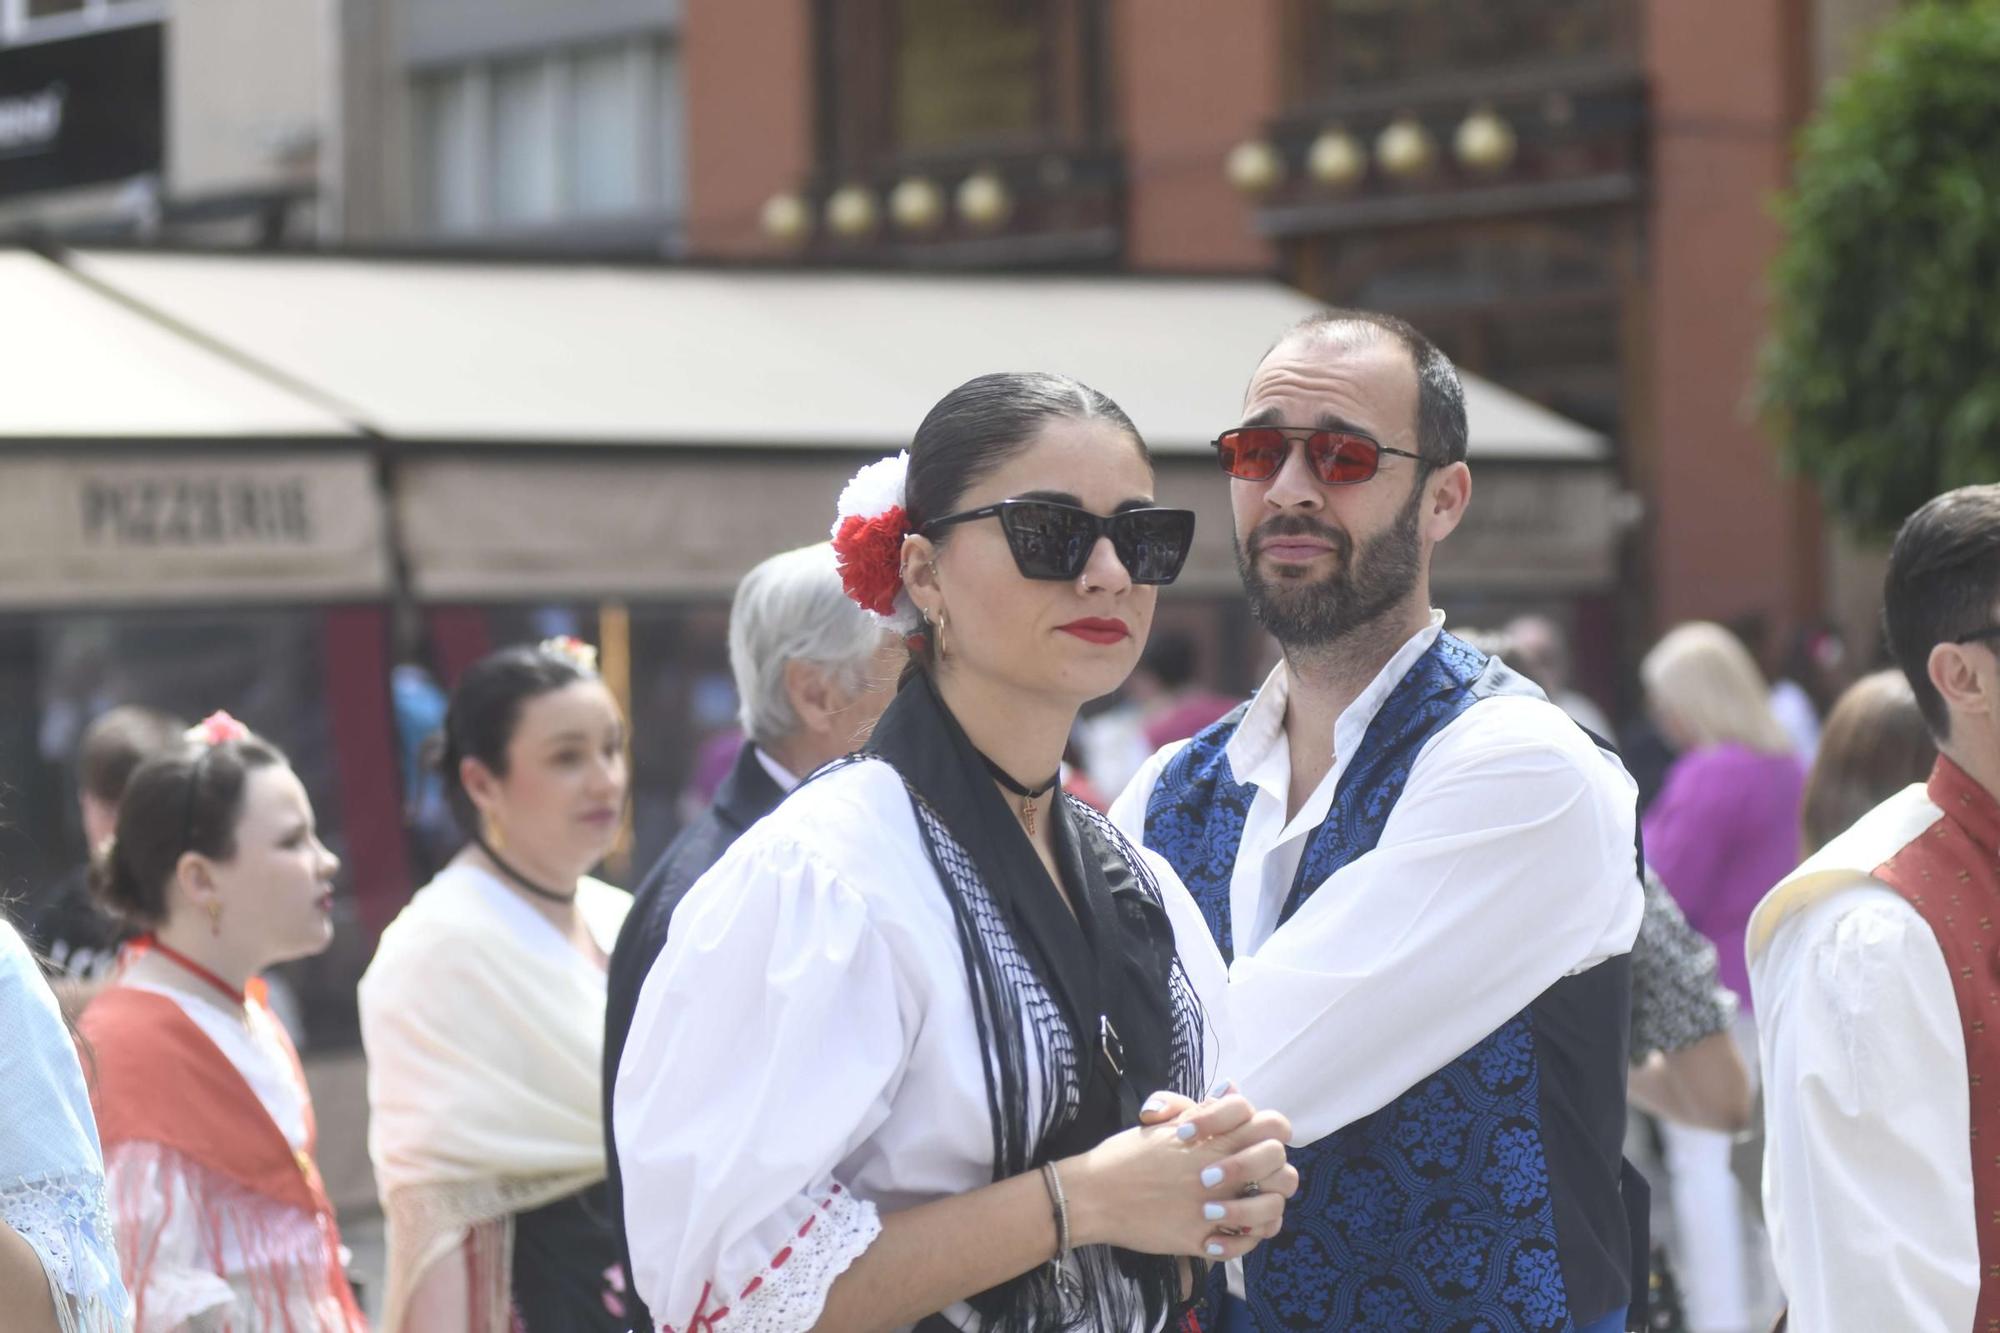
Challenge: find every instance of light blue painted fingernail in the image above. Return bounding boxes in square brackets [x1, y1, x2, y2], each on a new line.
[1143, 1096, 1168, 1116]
[1206, 1242, 1226, 1257]
[1176, 1123, 1198, 1142]
[1201, 1166, 1224, 1188]
[1203, 1202, 1227, 1221]
[1206, 1078, 1230, 1099]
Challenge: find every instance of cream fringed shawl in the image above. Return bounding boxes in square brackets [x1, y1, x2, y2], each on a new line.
[358, 862, 631, 1333]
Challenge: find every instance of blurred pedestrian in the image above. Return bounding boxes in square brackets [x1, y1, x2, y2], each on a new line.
[617, 374, 1288, 1331]
[1, 914, 130, 1333]
[1640, 621, 1801, 1333]
[1507, 611, 1615, 737]
[602, 543, 898, 1332]
[1077, 632, 1240, 798]
[20, 705, 183, 1017]
[1136, 631, 1238, 752]
[81, 713, 364, 1331]
[1626, 866, 1752, 1133]
[1768, 622, 1849, 765]
[360, 640, 632, 1333]
[1749, 484, 2000, 1329]
[1799, 668, 1936, 854]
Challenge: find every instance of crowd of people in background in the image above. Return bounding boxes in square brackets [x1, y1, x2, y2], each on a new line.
[0, 303, 1994, 1333]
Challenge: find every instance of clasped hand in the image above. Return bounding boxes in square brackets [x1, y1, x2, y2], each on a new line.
[1063, 1083, 1297, 1262]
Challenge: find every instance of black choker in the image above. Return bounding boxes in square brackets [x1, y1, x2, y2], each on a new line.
[978, 754, 1060, 835]
[473, 836, 578, 904]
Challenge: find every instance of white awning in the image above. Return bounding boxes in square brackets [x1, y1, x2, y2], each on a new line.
[68, 252, 1607, 461]
[0, 251, 358, 441]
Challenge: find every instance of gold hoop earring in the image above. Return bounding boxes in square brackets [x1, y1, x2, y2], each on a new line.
[929, 608, 950, 664]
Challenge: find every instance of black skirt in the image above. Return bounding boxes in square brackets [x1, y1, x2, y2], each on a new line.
[510, 1180, 631, 1333]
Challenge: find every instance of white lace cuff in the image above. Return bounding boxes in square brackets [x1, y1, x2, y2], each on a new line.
[696, 1183, 882, 1333]
[0, 1172, 130, 1332]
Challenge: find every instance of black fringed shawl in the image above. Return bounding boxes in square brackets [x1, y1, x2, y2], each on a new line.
[856, 673, 1209, 1332]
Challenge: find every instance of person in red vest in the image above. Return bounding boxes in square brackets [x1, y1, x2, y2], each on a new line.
[81, 711, 365, 1332]
[1748, 482, 2000, 1330]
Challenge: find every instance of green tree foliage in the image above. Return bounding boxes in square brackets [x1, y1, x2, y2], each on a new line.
[1760, 2, 2000, 537]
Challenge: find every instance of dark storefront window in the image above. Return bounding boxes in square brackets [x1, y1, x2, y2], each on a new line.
[1288, 0, 1637, 101]
[0, 609, 362, 1048]
[817, 0, 1107, 167]
[894, 2, 1046, 151]
[9, 610, 340, 882]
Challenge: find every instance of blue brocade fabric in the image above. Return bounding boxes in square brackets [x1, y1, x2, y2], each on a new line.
[1146, 634, 1578, 1332]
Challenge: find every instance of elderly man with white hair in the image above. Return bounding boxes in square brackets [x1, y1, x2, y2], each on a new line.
[601, 541, 900, 1332]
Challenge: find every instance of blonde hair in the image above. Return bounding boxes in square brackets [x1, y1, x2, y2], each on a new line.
[1641, 621, 1792, 755]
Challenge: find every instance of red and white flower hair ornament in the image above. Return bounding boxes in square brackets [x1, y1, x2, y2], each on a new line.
[830, 450, 922, 632]
[541, 635, 600, 675]
[186, 710, 250, 748]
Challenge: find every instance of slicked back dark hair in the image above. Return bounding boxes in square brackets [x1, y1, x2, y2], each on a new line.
[438, 644, 595, 835]
[1884, 483, 2000, 739]
[1275, 308, 1469, 467]
[902, 371, 1148, 678]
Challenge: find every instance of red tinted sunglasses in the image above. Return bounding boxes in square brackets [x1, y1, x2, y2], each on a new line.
[1213, 426, 1425, 486]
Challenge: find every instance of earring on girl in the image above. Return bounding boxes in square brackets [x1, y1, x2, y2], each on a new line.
[205, 899, 223, 937]
[928, 608, 950, 663]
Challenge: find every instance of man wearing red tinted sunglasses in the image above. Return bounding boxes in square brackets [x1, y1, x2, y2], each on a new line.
[1112, 310, 1647, 1333]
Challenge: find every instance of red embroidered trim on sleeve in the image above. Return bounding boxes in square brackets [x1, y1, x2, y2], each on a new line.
[663, 1184, 852, 1332]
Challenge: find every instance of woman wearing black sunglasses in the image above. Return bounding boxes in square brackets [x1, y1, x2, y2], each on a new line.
[614, 372, 1296, 1333]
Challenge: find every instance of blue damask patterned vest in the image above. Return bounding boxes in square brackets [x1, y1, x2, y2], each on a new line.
[1145, 632, 1637, 1333]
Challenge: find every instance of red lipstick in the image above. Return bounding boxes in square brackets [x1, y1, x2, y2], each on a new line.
[1058, 617, 1132, 645]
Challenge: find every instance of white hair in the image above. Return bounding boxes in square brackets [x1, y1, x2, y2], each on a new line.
[731, 543, 887, 748]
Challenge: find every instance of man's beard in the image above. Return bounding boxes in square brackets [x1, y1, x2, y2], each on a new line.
[1236, 484, 1424, 649]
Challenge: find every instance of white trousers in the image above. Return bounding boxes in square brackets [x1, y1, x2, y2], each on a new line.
[1661, 1116, 1753, 1331]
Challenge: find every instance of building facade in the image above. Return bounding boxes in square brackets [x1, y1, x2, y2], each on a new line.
[2, 0, 1909, 673]
[334, 0, 689, 249]
[682, 0, 1907, 691]
[0, 0, 326, 244]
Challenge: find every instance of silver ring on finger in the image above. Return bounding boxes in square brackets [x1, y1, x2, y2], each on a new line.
[1238, 1179, 1262, 1198]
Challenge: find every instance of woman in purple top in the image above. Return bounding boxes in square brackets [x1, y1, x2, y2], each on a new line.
[1640, 620, 1803, 1333]
[1641, 627, 1807, 1005]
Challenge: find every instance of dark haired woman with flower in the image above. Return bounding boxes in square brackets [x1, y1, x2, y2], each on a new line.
[616, 373, 1296, 1333]
[359, 639, 633, 1333]
[81, 712, 364, 1331]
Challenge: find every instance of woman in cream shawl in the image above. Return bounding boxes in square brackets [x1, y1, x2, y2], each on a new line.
[360, 641, 633, 1333]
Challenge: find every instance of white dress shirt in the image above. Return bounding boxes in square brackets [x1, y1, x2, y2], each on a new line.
[617, 758, 1232, 1333]
[1746, 784, 1977, 1331]
[752, 744, 802, 794]
[1110, 612, 1643, 1147]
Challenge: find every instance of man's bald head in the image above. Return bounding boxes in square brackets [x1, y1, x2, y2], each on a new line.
[1259, 309, 1468, 468]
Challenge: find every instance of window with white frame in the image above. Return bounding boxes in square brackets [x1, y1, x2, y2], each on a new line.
[0, 0, 162, 48]
[415, 34, 686, 236]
